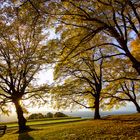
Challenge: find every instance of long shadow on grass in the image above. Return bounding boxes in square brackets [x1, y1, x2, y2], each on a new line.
[0, 134, 4, 137]
[18, 132, 34, 140]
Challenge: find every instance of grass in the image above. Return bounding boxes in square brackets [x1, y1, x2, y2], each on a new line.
[28, 117, 81, 122]
[1, 113, 140, 139]
[4, 117, 83, 128]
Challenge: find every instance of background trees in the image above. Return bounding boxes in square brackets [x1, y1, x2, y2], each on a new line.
[28, 113, 45, 120]
[28, 112, 68, 119]
[53, 112, 67, 118]
[46, 112, 53, 118]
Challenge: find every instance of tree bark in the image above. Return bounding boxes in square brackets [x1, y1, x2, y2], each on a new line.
[126, 53, 140, 75]
[122, 45, 140, 75]
[133, 100, 140, 113]
[131, 62, 140, 75]
[14, 100, 30, 132]
[94, 95, 101, 119]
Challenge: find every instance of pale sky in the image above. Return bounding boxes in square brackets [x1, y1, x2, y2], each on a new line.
[37, 68, 54, 85]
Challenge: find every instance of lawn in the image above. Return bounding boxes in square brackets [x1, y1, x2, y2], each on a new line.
[4, 117, 83, 128]
[1, 114, 140, 140]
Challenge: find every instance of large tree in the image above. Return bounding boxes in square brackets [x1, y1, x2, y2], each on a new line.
[104, 79, 140, 112]
[0, 3, 49, 132]
[103, 58, 140, 112]
[52, 44, 111, 119]
[16, 0, 140, 74]
[31, 0, 140, 75]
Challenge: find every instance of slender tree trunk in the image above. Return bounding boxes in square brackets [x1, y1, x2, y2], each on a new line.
[94, 95, 100, 119]
[14, 100, 30, 132]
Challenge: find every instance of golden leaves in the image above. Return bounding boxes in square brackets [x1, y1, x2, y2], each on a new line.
[130, 38, 140, 61]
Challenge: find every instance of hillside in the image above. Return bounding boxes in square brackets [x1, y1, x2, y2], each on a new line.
[1, 114, 140, 139]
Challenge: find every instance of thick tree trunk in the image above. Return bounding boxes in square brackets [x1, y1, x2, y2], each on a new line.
[132, 63, 140, 75]
[94, 95, 100, 119]
[133, 100, 140, 113]
[14, 100, 30, 132]
[116, 36, 140, 75]
[124, 47, 140, 75]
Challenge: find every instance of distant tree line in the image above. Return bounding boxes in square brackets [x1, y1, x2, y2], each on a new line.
[28, 112, 68, 120]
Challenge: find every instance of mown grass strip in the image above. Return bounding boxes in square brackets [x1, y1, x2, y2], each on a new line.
[6, 118, 86, 128]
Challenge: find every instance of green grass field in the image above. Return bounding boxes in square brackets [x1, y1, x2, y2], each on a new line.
[1, 114, 140, 140]
[4, 117, 83, 128]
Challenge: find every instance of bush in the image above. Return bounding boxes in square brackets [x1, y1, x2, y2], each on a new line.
[28, 113, 45, 120]
[53, 112, 67, 118]
[46, 112, 53, 118]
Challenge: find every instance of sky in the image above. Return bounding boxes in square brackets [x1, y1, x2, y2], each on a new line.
[37, 68, 54, 85]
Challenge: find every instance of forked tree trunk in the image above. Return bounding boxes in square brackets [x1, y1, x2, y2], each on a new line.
[94, 95, 101, 119]
[14, 100, 30, 132]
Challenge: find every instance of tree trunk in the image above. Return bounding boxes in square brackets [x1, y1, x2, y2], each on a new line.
[14, 100, 30, 132]
[132, 62, 140, 75]
[133, 100, 140, 113]
[116, 37, 140, 75]
[124, 47, 140, 75]
[94, 95, 101, 119]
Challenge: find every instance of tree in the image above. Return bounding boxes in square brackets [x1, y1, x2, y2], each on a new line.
[46, 112, 53, 118]
[52, 45, 110, 119]
[53, 112, 67, 117]
[0, 3, 49, 132]
[104, 79, 140, 112]
[103, 57, 140, 112]
[30, 0, 140, 75]
[28, 113, 45, 120]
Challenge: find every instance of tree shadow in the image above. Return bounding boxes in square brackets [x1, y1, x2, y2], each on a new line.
[18, 132, 34, 140]
[0, 134, 4, 137]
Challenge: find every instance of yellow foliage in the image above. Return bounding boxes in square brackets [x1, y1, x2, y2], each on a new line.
[131, 38, 140, 60]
